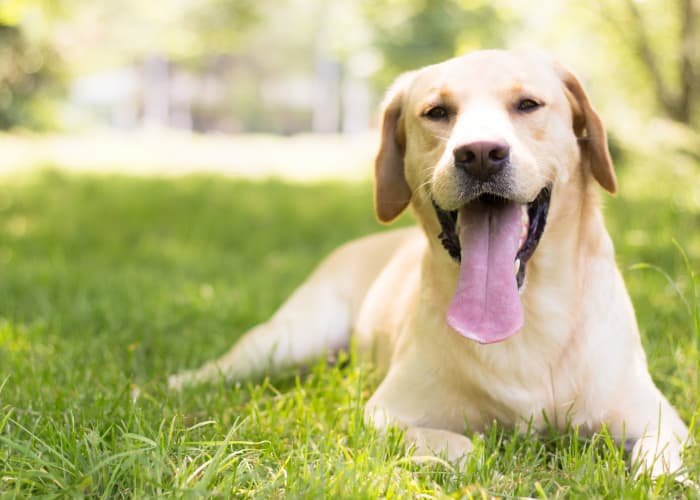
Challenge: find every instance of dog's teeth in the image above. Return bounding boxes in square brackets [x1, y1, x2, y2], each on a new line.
[514, 258, 520, 275]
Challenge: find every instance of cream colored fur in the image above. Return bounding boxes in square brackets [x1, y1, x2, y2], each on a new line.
[169, 50, 688, 479]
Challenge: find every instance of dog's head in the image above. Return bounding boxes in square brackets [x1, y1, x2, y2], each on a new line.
[374, 49, 616, 344]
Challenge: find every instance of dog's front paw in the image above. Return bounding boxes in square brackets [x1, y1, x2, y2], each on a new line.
[631, 433, 686, 481]
[404, 427, 473, 467]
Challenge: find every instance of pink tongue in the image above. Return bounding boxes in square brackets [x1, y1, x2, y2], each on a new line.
[447, 201, 524, 343]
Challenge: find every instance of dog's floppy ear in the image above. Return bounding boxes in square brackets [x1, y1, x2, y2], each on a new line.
[557, 65, 618, 194]
[374, 72, 415, 222]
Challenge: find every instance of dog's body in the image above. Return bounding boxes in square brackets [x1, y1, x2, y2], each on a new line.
[170, 50, 688, 477]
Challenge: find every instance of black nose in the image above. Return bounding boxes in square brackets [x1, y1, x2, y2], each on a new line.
[453, 141, 510, 180]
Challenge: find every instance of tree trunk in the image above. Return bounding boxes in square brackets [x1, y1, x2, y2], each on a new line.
[678, 0, 696, 123]
[622, 0, 698, 125]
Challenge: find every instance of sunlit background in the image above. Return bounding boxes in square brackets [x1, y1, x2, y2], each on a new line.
[1, 2, 700, 495]
[1, 0, 698, 181]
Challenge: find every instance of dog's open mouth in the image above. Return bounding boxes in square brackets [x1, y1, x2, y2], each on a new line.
[433, 186, 551, 344]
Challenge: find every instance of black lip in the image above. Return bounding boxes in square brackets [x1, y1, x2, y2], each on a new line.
[434, 201, 461, 261]
[514, 187, 551, 287]
[432, 186, 552, 289]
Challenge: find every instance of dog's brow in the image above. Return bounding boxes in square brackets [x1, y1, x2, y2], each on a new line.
[421, 84, 452, 100]
[417, 87, 454, 115]
[438, 86, 453, 99]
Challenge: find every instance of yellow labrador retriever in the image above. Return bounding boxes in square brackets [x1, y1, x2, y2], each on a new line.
[170, 50, 688, 478]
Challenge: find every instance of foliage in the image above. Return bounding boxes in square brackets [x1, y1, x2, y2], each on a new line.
[184, 0, 268, 57]
[363, 0, 515, 89]
[568, 0, 699, 127]
[0, 161, 698, 496]
[2, 0, 698, 133]
[0, 8, 65, 130]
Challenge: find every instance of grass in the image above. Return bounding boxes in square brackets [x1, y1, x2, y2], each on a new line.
[0, 162, 698, 497]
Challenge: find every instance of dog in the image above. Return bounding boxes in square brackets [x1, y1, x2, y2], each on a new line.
[169, 49, 688, 478]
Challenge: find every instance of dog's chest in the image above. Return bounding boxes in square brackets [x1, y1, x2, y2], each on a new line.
[445, 328, 581, 431]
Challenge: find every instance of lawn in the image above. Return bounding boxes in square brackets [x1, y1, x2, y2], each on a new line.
[0, 160, 698, 497]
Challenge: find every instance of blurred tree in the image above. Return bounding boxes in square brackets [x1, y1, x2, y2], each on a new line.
[57, 0, 269, 70]
[362, 0, 515, 89]
[185, 0, 266, 55]
[0, 1, 66, 130]
[598, 0, 698, 126]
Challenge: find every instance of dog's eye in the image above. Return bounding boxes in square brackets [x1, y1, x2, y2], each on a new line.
[516, 98, 542, 112]
[425, 106, 449, 120]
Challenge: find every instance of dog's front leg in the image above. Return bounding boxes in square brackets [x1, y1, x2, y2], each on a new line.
[365, 403, 473, 465]
[365, 365, 473, 466]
